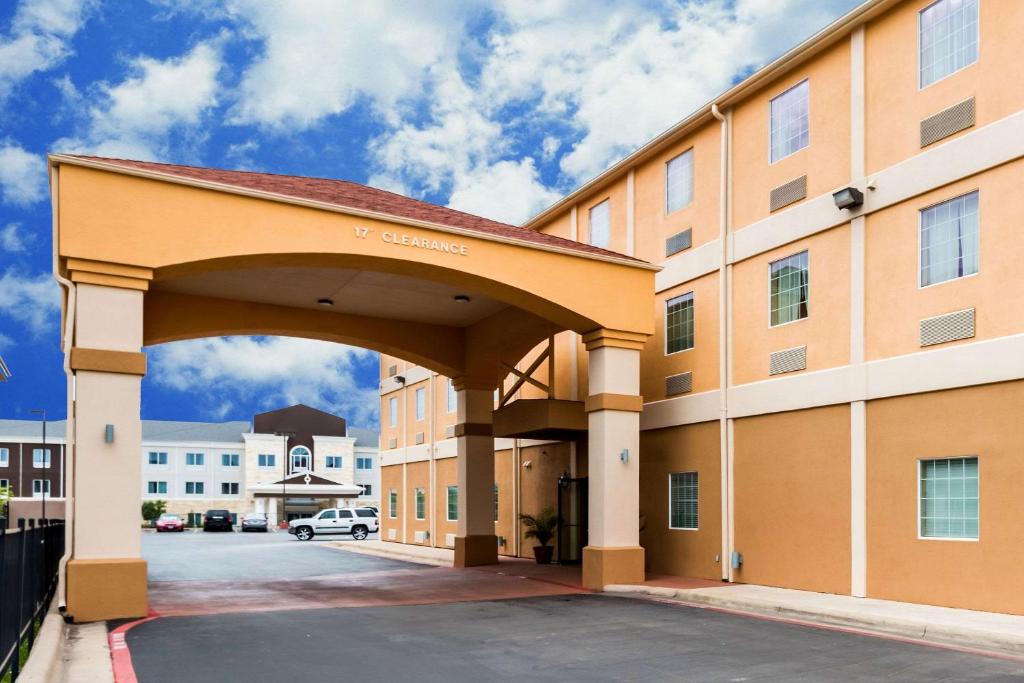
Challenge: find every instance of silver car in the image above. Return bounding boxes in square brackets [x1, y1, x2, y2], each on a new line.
[288, 507, 379, 541]
[240, 512, 268, 532]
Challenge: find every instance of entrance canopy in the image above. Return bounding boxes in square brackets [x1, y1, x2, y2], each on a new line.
[251, 472, 362, 498]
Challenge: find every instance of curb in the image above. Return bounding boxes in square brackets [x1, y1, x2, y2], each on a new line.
[604, 585, 1024, 656]
[16, 605, 65, 683]
[326, 542, 452, 567]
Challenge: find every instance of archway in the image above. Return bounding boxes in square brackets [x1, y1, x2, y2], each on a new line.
[49, 154, 656, 621]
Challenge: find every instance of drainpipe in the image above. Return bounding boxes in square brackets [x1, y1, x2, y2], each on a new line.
[711, 103, 734, 582]
[50, 164, 77, 615]
[428, 373, 436, 547]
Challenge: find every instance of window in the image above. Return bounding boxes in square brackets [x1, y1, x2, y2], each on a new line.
[447, 378, 457, 413]
[147, 481, 167, 495]
[919, 0, 979, 88]
[290, 446, 311, 472]
[185, 452, 204, 467]
[665, 149, 694, 213]
[326, 456, 343, 469]
[221, 453, 239, 467]
[920, 191, 979, 287]
[185, 481, 204, 495]
[320, 509, 337, 520]
[389, 396, 398, 428]
[32, 480, 50, 497]
[0, 448, 8, 467]
[769, 80, 809, 163]
[33, 448, 51, 468]
[389, 490, 398, 519]
[589, 200, 610, 248]
[447, 485, 458, 521]
[665, 292, 695, 354]
[669, 472, 699, 530]
[221, 482, 239, 495]
[258, 453, 276, 468]
[415, 387, 425, 421]
[355, 508, 375, 517]
[338, 509, 353, 519]
[0, 479, 9, 490]
[494, 484, 499, 522]
[920, 457, 979, 539]
[415, 488, 426, 520]
[148, 451, 168, 466]
[361, 484, 373, 497]
[769, 251, 809, 326]
[357, 457, 373, 470]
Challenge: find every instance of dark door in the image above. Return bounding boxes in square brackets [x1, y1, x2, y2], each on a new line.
[556, 476, 588, 564]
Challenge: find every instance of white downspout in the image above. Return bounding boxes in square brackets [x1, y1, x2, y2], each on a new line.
[49, 163, 76, 614]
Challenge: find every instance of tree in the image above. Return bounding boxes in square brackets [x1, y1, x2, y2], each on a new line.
[141, 500, 167, 525]
[0, 482, 11, 519]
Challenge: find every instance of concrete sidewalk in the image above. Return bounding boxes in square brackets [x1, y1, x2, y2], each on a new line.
[605, 582, 1024, 655]
[327, 539, 455, 566]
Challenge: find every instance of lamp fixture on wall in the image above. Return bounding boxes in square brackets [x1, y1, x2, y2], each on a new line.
[832, 186, 864, 210]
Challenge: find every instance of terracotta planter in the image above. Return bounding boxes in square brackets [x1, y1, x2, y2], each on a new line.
[533, 545, 554, 564]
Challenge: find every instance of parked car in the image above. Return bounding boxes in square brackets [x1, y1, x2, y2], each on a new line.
[155, 513, 184, 532]
[288, 507, 379, 541]
[240, 512, 268, 532]
[202, 509, 234, 532]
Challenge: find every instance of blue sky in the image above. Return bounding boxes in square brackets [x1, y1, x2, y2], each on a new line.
[0, 0, 859, 428]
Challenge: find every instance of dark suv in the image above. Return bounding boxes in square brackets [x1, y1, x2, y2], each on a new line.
[202, 509, 234, 532]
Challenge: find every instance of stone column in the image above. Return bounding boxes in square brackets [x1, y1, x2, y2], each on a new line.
[582, 329, 646, 589]
[266, 497, 278, 527]
[66, 283, 148, 621]
[453, 380, 497, 567]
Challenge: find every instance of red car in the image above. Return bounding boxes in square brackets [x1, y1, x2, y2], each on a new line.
[155, 514, 185, 532]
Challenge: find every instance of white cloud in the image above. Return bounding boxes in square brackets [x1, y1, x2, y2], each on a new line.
[448, 158, 561, 225]
[0, 223, 31, 252]
[0, 143, 46, 206]
[0, 268, 60, 336]
[227, 1, 469, 129]
[52, 40, 224, 160]
[0, 0, 94, 100]
[148, 336, 379, 426]
[0, 332, 13, 350]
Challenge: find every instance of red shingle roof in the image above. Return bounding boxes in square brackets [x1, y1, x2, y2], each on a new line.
[61, 155, 645, 265]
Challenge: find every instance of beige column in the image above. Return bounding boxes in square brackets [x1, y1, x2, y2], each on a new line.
[581, 329, 646, 589]
[66, 283, 148, 622]
[452, 380, 497, 567]
[266, 497, 278, 526]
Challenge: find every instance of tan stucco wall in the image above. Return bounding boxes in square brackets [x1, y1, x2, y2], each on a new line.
[516, 443, 570, 559]
[434, 457, 458, 545]
[866, 381, 1024, 615]
[380, 464, 402, 541]
[495, 448, 515, 556]
[731, 226, 851, 385]
[639, 421, 722, 580]
[405, 461, 431, 543]
[865, 160, 1024, 361]
[865, 0, 1024, 174]
[733, 405, 851, 594]
[731, 39, 851, 230]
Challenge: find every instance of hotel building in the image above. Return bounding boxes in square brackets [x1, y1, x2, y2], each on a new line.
[380, 0, 1024, 615]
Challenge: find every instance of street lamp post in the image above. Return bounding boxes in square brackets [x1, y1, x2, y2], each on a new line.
[275, 432, 295, 528]
[30, 409, 46, 524]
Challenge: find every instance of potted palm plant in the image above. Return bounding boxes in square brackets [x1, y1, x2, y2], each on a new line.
[519, 507, 559, 564]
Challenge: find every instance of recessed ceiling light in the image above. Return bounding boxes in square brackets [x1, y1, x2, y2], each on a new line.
[453, 295, 471, 304]
[317, 298, 334, 306]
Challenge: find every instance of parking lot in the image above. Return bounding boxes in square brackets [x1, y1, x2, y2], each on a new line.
[130, 532, 1024, 682]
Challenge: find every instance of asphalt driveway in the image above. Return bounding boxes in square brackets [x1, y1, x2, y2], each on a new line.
[125, 593, 1024, 682]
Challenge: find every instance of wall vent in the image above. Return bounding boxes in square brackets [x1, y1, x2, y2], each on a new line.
[445, 533, 457, 547]
[387, 437, 397, 449]
[665, 228, 693, 257]
[415, 432, 425, 445]
[387, 528, 397, 540]
[920, 97, 975, 148]
[445, 424, 455, 439]
[769, 175, 807, 212]
[920, 308, 975, 347]
[388, 364, 398, 377]
[665, 372, 693, 396]
[769, 346, 807, 375]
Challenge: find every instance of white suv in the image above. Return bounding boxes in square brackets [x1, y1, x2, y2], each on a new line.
[288, 507, 379, 541]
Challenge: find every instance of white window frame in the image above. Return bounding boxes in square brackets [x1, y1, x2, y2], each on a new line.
[221, 453, 240, 468]
[0, 447, 9, 467]
[588, 199, 611, 248]
[356, 457, 372, 470]
[147, 481, 167, 495]
[185, 481, 204, 496]
[769, 79, 810, 164]
[221, 482, 239, 496]
[664, 291, 695, 355]
[258, 453, 276, 469]
[768, 250, 810, 328]
[185, 452, 205, 468]
[668, 471, 699, 531]
[33, 448, 51, 469]
[917, 189, 980, 289]
[325, 455, 342, 469]
[32, 479, 51, 498]
[918, 0, 980, 90]
[917, 456, 980, 542]
[665, 148, 694, 215]
[415, 387, 425, 422]
[290, 446, 311, 473]
[446, 485, 458, 521]
[147, 451, 168, 468]
[389, 396, 398, 428]
[447, 378, 457, 414]
[415, 488, 426, 520]
[389, 489, 398, 519]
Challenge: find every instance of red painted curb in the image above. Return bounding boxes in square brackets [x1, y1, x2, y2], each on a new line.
[108, 610, 161, 683]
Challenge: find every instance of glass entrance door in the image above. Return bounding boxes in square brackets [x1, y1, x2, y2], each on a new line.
[556, 476, 588, 564]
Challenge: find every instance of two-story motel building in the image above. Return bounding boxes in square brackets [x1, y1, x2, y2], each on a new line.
[379, 0, 1024, 615]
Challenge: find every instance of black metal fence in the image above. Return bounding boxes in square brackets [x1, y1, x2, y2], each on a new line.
[0, 519, 65, 681]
